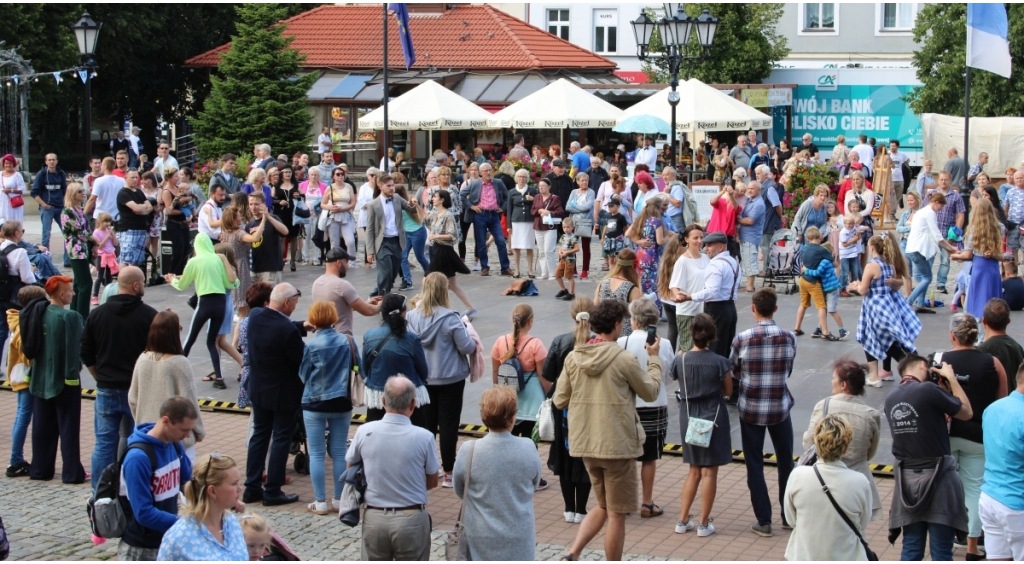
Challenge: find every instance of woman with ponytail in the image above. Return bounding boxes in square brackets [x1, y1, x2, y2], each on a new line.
[542, 298, 594, 523]
[157, 453, 248, 561]
[851, 233, 918, 387]
[490, 304, 549, 438]
[360, 293, 430, 427]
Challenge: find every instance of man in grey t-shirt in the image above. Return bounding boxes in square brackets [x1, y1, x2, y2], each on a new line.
[730, 136, 751, 171]
[311, 247, 380, 335]
[347, 376, 439, 560]
[944, 147, 967, 193]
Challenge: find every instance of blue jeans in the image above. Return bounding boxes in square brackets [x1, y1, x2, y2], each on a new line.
[839, 257, 861, 287]
[473, 210, 509, 271]
[302, 410, 352, 502]
[901, 520, 954, 561]
[90, 388, 135, 490]
[39, 206, 68, 265]
[936, 246, 951, 287]
[401, 226, 430, 285]
[9, 389, 33, 466]
[740, 417, 794, 526]
[906, 251, 934, 307]
[29, 252, 61, 280]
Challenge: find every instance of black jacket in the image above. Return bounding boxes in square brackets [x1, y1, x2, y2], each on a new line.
[80, 295, 158, 389]
[506, 186, 539, 223]
[545, 172, 574, 214]
[246, 306, 306, 413]
[588, 167, 610, 191]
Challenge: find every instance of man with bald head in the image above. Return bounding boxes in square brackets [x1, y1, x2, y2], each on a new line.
[244, 283, 307, 506]
[80, 265, 158, 488]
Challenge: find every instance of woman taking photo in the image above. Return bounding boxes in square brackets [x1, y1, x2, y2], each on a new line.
[507, 168, 538, 278]
[129, 310, 206, 461]
[594, 248, 643, 337]
[407, 272, 477, 487]
[59, 181, 93, 319]
[566, 172, 596, 279]
[322, 168, 357, 255]
[157, 453, 248, 561]
[0, 153, 25, 223]
[299, 301, 358, 516]
[160, 166, 193, 276]
[707, 185, 741, 257]
[423, 189, 474, 315]
[628, 196, 669, 308]
[802, 358, 882, 521]
[140, 171, 165, 265]
[784, 415, 873, 561]
[395, 184, 428, 291]
[361, 293, 430, 426]
[673, 313, 733, 537]
[220, 207, 266, 351]
[453, 386, 542, 561]
[619, 299, 673, 520]
[490, 304, 549, 443]
[951, 198, 1004, 320]
[713, 146, 733, 184]
[531, 177, 563, 281]
[943, 312, 1008, 560]
[670, 225, 709, 353]
[272, 165, 301, 272]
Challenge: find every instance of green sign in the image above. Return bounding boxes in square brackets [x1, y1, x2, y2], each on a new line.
[776, 85, 922, 149]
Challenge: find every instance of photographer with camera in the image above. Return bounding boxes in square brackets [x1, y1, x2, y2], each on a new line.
[941, 313, 1009, 559]
[884, 352, 973, 561]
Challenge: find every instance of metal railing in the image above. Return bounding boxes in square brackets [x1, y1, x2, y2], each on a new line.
[175, 132, 198, 169]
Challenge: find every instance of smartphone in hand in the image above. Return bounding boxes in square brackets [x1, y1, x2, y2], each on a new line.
[646, 325, 658, 346]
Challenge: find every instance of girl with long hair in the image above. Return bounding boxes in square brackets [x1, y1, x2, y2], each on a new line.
[59, 182, 93, 319]
[669, 225, 709, 353]
[140, 171, 165, 264]
[212, 243, 244, 371]
[272, 165, 301, 272]
[657, 235, 685, 351]
[161, 166, 193, 276]
[594, 248, 643, 337]
[952, 198, 1005, 319]
[220, 206, 266, 351]
[157, 454, 248, 560]
[490, 304, 549, 440]
[395, 184, 430, 290]
[628, 195, 669, 308]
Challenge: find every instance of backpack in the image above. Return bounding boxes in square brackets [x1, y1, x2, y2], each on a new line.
[496, 336, 535, 392]
[87, 441, 172, 539]
[18, 296, 49, 361]
[0, 245, 20, 307]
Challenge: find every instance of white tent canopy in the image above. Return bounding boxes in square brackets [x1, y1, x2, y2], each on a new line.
[921, 113, 1024, 175]
[620, 78, 772, 132]
[357, 80, 493, 130]
[488, 78, 621, 129]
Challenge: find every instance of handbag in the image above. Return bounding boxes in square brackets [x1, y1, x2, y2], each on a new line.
[536, 398, 555, 442]
[345, 334, 365, 408]
[797, 398, 830, 466]
[680, 352, 720, 448]
[813, 465, 879, 561]
[9, 194, 23, 208]
[444, 441, 474, 561]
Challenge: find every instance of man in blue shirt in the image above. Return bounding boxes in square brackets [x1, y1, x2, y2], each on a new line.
[756, 166, 783, 275]
[737, 181, 766, 292]
[570, 141, 590, 175]
[979, 365, 1024, 560]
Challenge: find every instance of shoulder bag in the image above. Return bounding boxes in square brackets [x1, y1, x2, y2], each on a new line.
[680, 352, 720, 448]
[813, 465, 878, 561]
[444, 441, 474, 561]
[797, 398, 830, 466]
[345, 334, 365, 408]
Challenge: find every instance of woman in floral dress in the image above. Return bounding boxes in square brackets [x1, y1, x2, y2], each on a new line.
[627, 195, 669, 307]
[60, 181, 93, 319]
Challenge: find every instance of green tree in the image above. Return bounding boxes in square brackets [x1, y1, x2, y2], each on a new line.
[192, 3, 316, 160]
[641, 3, 789, 84]
[905, 3, 1024, 118]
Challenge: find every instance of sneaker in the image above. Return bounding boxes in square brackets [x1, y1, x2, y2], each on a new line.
[90, 296, 99, 305]
[879, 369, 896, 381]
[580, 271, 589, 280]
[555, 289, 568, 299]
[811, 327, 823, 339]
[331, 498, 341, 511]
[781, 519, 793, 530]
[564, 511, 576, 523]
[463, 309, 477, 320]
[536, 478, 549, 491]
[865, 378, 883, 388]
[562, 293, 575, 301]
[793, 329, 805, 336]
[937, 285, 948, 294]
[751, 522, 772, 537]
[697, 521, 715, 537]
[442, 474, 454, 488]
[399, 281, 414, 291]
[573, 512, 585, 524]
[675, 518, 695, 534]
[307, 501, 330, 515]
[838, 328, 849, 341]
[5, 461, 29, 478]
[839, 290, 852, 298]
[472, 263, 481, 272]
[822, 333, 840, 342]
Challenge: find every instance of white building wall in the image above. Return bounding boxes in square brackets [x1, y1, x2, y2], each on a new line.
[525, 3, 651, 72]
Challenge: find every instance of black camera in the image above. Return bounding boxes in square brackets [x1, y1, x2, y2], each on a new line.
[925, 352, 943, 384]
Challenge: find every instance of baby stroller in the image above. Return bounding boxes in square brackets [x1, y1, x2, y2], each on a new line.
[761, 228, 800, 295]
[291, 419, 310, 475]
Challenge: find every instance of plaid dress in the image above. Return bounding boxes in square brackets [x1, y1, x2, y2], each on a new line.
[856, 257, 921, 359]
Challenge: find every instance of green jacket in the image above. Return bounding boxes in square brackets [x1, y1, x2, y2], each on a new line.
[28, 305, 83, 400]
[171, 233, 239, 296]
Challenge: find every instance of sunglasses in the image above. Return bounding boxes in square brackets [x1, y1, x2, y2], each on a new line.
[199, 452, 223, 488]
[334, 171, 346, 176]
[289, 289, 302, 300]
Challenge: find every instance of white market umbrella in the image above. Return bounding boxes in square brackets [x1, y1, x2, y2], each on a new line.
[358, 80, 493, 130]
[487, 78, 621, 129]
[621, 78, 772, 132]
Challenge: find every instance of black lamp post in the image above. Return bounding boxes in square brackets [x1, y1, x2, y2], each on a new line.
[71, 11, 102, 158]
[631, 3, 718, 166]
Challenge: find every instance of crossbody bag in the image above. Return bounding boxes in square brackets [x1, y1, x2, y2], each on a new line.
[680, 352, 720, 448]
[813, 465, 878, 561]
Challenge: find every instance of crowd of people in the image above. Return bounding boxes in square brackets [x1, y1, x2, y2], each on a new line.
[1, 129, 1023, 563]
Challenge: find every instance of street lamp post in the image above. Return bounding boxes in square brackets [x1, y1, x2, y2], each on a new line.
[71, 12, 102, 159]
[631, 4, 718, 166]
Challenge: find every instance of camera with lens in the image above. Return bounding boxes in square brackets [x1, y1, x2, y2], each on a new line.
[925, 352, 943, 384]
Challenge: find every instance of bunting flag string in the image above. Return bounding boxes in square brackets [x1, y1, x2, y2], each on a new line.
[52, 72, 61, 85]
[78, 70, 89, 84]
[0, 65, 93, 87]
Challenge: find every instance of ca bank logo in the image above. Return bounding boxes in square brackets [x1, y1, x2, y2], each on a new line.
[816, 73, 838, 91]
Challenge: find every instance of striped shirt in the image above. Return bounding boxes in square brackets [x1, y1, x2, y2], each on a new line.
[730, 320, 797, 426]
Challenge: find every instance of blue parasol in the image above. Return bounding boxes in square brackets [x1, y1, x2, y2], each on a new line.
[612, 114, 671, 135]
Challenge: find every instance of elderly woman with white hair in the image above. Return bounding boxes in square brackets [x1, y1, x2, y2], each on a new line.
[506, 168, 538, 278]
[566, 172, 596, 279]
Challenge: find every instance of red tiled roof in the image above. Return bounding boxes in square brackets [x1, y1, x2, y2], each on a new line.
[185, 5, 616, 71]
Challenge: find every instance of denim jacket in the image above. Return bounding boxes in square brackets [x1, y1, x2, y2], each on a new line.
[299, 328, 357, 404]
[361, 325, 429, 392]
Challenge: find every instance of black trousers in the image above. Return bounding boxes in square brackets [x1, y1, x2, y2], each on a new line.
[662, 302, 678, 353]
[165, 220, 190, 276]
[424, 379, 466, 473]
[704, 300, 738, 360]
[511, 420, 535, 439]
[458, 220, 474, 260]
[375, 236, 402, 296]
[184, 293, 227, 380]
[244, 404, 298, 497]
[29, 385, 86, 483]
[866, 342, 907, 372]
[560, 477, 592, 515]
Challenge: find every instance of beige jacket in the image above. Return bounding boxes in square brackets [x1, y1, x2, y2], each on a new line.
[553, 341, 661, 459]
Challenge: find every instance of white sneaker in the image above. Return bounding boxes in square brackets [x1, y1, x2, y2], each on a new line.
[697, 522, 715, 537]
[564, 511, 576, 523]
[675, 519, 695, 534]
[573, 513, 585, 524]
[331, 498, 340, 511]
[442, 473, 454, 488]
[471, 263, 482, 272]
[308, 501, 329, 515]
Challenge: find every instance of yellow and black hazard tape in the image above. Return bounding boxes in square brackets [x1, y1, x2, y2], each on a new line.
[0, 380, 894, 476]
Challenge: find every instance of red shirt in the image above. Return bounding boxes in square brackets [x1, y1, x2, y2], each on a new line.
[112, 169, 126, 179]
[707, 198, 741, 237]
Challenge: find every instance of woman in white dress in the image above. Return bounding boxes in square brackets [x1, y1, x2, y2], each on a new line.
[669, 225, 710, 352]
[506, 169, 537, 278]
[0, 154, 25, 223]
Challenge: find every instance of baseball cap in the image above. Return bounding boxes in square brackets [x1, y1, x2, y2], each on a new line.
[325, 247, 356, 262]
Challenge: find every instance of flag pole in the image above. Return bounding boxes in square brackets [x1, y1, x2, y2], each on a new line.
[383, 3, 389, 169]
[964, 66, 971, 170]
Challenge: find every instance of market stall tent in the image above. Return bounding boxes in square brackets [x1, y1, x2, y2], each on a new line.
[487, 78, 621, 129]
[357, 79, 493, 130]
[620, 78, 771, 131]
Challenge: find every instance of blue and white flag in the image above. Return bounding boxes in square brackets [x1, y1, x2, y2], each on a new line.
[389, 3, 416, 69]
[967, 3, 1011, 78]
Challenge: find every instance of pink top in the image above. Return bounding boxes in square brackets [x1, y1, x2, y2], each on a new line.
[92, 227, 116, 254]
[707, 198, 741, 237]
[479, 181, 498, 210]
[300, 180, 326, 198]
[490, 333, 548, 372]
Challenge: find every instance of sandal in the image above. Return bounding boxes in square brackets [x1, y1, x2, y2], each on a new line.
[560, 554, 575, 561]
[212, 378, 227, 390]
[201, 372, 217, 382]
[513, 274, 522, 279]
[640, 503, 664, 518]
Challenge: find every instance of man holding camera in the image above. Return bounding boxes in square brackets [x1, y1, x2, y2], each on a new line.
[885, 353, 972, 561]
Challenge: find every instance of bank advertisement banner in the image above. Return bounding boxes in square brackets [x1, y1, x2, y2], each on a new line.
[775, 85, 922, 150]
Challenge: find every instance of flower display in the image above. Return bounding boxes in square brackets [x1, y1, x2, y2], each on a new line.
[500, 157, 552, 186]
[781, 163, 839, 227]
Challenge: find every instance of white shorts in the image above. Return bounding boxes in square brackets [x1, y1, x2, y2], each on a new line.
[980, 491, 1024, 561]
[740, 241, 759, 277]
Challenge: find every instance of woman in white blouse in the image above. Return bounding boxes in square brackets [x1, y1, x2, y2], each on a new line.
[843, 170, 875, 219]
[669, 225, 709, 352]
[0, 154, 25, 223]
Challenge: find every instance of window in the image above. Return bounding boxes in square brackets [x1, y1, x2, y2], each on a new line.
[593, 9, 617, 53]
[881, 3, 916, 30]
[548, 9, 569, 40]
[803, 3, 835, 31]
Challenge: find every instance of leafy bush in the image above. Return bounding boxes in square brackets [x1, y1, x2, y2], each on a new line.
[500, 157, 551, 186]
[781, 163, 839, 227]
